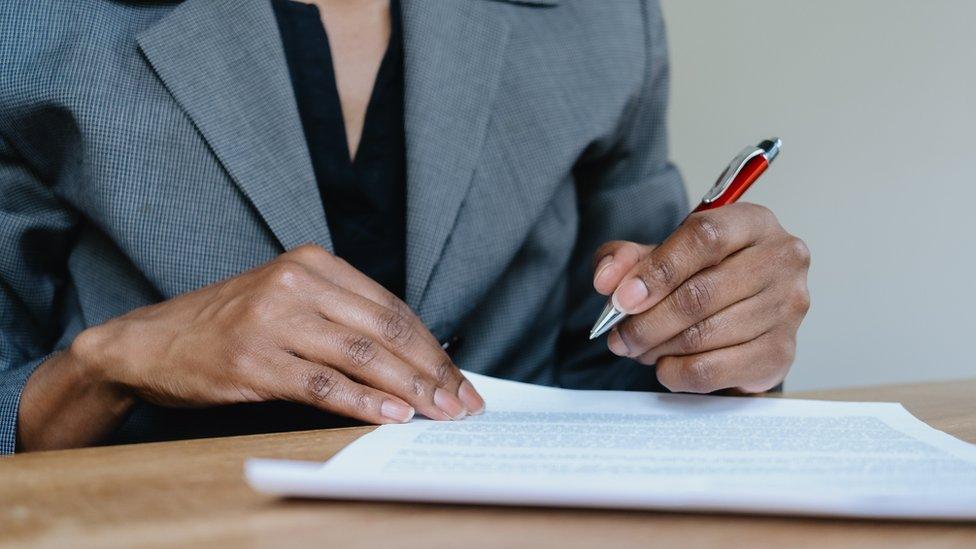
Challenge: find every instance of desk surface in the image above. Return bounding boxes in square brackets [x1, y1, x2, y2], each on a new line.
[2, 380, 975, 548]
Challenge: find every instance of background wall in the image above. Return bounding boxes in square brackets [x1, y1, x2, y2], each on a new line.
[659, 0, 976, 390]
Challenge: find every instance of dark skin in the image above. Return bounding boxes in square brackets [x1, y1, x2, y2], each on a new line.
[15, 1, 812, 451]
[593, 203, 811, 394]
[19, 245, 486, 451]
[19, 0, 445, 452]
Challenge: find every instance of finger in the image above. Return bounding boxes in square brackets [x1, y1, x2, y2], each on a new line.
[611, 203, 778, 315]
[315, 286, 481, 416]
[263, 353, 416, 424]
[267, 263, 475, 416]
[655, 330, 794, 394]
[274, 247, 485, 414]
[282, 316, 467, 421]
[609, 246, 769, 358]
[636, 291, 776, 365]
[284, 245, 442, 348]
[592, 241, 654, 295]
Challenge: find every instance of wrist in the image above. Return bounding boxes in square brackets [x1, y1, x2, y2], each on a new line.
[17, 324, 137, 451]
[68, 323, 137, 407]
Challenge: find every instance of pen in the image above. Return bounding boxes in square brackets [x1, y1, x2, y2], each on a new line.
[588, 137, 783, 340]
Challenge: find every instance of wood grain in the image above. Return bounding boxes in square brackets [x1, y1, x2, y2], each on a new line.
[2, 380, 975, 548]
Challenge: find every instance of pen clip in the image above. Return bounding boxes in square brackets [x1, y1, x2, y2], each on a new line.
[701, 146, 764, 204]
[701, 138, 782, 205]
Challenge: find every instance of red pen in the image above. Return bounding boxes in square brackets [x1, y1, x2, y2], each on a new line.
[693, 137, 781, 212]
[589, 137, 783, 340]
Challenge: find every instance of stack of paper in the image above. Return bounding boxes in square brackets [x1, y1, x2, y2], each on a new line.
[246, 372, 976, 520]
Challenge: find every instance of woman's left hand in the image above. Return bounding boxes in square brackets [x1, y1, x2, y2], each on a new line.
[592, 203, 811, 393]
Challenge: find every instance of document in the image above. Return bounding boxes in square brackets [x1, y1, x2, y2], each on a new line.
[246, 372, 976, 520]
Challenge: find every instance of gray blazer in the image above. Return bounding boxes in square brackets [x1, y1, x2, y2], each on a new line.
[0, 0, 687, 452]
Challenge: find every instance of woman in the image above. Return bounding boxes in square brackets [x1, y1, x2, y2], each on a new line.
[0, 0, 810, 453]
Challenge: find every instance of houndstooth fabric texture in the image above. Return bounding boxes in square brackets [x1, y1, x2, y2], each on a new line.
[0, 0, 686, 453]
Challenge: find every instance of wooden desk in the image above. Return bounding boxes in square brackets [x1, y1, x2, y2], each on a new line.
[2, 380, 975, 548]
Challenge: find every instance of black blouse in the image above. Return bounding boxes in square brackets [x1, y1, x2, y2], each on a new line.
[272, 0, 407, 299]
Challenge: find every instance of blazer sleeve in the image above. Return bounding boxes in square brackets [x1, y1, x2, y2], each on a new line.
[556, 0, 689, 391]
[0, 134, 78, 454]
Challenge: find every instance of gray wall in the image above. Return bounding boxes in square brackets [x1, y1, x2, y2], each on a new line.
[660, 0, 976, 390]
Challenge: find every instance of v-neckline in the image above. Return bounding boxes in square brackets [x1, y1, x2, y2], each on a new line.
[341, 8, 399, 167]
[280, 0, 396, 167]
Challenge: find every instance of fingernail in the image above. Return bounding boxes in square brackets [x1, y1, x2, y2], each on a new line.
[594, 255, 614, 288]
[608, 329, 630, 356]
[613, 278, 648, 313]
[381, 400, 415, 423]
[434, 387, 467, 420]
[458, 380, 485, 415]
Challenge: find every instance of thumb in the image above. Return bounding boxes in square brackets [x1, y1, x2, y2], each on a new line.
[592, 241, 656, 296]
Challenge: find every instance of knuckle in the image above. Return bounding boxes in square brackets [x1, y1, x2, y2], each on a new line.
[787, 236, 812, 268]
[305, 369, 340, 402]
[380, 302, 415, 349]
[739, 202, 776, 227]
[266, 260, 308, 291]
[681, 358, 715, 393]
[343, 334, 378, 369]
[688, 214, 725, 253]
[748, 202, 775, 222]
[354, 389, 373, 412]
[432, 359, 455, 387]
[791, 284, 812, 316]
[641, 257, 676, 289]
[287, 243, 327, 263]
[409, 374, 429, 398]
[671, 275, 714, 318]
[677, 320, 708, 354]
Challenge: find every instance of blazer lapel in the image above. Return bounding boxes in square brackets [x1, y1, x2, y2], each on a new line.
[137, 0, 333, 252]
[401, 1, 511, 309]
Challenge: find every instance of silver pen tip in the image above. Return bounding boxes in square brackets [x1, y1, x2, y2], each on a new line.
[589, 301, 627, 341]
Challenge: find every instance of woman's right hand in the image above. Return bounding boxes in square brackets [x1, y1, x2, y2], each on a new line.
[69, 244, 484, 426]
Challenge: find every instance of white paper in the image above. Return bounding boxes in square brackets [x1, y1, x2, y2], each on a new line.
[246, 372, 976, 520]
